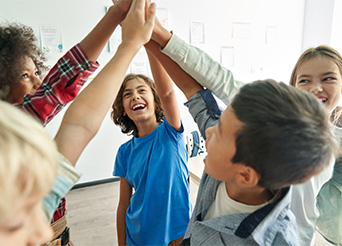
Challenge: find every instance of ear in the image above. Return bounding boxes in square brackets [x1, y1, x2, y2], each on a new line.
[235, 166, 260, 187]
[123, 111, 126, 116]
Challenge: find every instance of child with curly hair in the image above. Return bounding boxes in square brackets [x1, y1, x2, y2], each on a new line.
[0, 1, 135, 245]
[0, 0, 156, 245]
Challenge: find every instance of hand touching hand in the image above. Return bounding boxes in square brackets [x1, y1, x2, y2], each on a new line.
[121, 0, 156, 51]
[112, 0, 133, 23]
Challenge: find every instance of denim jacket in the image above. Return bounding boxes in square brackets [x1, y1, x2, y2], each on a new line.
[182, 90, 299, 245]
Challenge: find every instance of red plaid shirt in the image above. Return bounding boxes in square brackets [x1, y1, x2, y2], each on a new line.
[14, 44, 99, 126]
[14, 44, 99, 223]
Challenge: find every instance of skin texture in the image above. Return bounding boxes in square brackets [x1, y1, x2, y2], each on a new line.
[0, 195, 53, 246]
[122, 78, 159, 137]
[8, 56, 41, 104]
[294, 56, 342, 115]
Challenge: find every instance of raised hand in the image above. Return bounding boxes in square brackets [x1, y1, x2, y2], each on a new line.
[121, 0, 156, 51]
[112, 0, 133, 23]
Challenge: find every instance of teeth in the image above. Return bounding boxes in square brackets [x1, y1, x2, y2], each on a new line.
[133, 104, 145, 110]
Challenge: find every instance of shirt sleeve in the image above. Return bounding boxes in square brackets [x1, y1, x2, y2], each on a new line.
[42, 153, 81, 222]
[162, 117, 185, 142]
[113, 146, 126, 177]
[14, 44, 99, 126]
[161, 33, 244, 105]
[184, 89, 222, 139]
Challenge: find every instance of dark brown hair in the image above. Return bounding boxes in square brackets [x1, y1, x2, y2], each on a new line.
[231, 79, 339, 190]
[0, 22, 48, 101]
[111, 74, 164, 137]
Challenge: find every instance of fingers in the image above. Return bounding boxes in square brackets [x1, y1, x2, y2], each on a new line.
[129, 0, 144, 13]
[146, 2, 156, 28]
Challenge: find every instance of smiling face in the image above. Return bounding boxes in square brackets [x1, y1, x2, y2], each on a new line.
[204, 106, 245, 182]
[0, 195, 53, 246]
[8, 56, 42, 104]
[294, 56, 342, 114]
[122, 78, 157, 125]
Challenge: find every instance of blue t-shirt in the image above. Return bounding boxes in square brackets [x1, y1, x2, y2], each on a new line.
[113, 119, 192, 245]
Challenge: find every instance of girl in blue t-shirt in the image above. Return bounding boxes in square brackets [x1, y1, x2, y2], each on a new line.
[111, 41, 192, 246]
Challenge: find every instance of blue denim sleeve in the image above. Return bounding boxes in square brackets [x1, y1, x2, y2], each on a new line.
[184, 89, 222, 140]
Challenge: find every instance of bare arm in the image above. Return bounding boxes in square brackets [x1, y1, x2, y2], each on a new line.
[146, 46, 181, 131]
[79, 0, 132, 62]
[117, 177, 132, 246]
[144, 40, 203, 100]
[54, 0, 156, 165]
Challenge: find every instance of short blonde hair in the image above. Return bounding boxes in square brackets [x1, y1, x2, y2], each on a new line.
[0, 101, 58, 217]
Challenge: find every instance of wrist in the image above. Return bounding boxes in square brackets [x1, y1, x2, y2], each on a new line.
[108, 4, 126, 23]
[153, 28, 172, 49]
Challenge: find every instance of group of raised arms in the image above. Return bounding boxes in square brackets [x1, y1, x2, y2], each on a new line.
[0, 0, 341, 246]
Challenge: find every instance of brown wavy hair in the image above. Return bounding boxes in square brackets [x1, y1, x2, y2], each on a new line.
[289, 45, 342, 125]
[111, 74, 164, 137]
[0, 22, 48, 101]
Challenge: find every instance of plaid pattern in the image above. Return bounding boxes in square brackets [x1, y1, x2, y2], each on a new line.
[14, 44, 98, 223]
[15, 44, 99, 126]
[51, 198, 66, 223]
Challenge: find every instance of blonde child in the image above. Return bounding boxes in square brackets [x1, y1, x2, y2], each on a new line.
[0, 0, 156, 245]
[0, 101, 57, 246]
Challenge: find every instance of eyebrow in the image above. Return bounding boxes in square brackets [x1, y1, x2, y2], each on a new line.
[123, 85, 147, 92]
[298, 71, 338, 79]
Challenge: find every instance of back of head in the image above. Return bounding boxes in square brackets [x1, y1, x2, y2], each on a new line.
[0, 101, 57, 218]
[0, 22, 47, 101]
[231, 79, 339, 190]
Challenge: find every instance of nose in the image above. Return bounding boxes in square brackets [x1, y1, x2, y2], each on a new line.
[309, 81, 323, 94]
[28, 215, 53, 246]
[32, 77, 42, 90]
[132, 93, 140, 101]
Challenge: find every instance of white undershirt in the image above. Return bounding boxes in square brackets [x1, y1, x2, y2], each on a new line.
[204, 181, 278, 220]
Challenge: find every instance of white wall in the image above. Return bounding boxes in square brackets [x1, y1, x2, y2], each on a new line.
[0, 0, 306, 184]
[301, 0, 335, 50]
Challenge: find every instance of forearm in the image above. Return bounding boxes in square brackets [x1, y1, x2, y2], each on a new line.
[79, 4, 125, 62]
[146, 46, 182, 130]
[16, 44, 98, 126]
[55, 43, 139, 165]
[117, 206, 128, 246]
[184, 90, 221, 139]
[145, 40, 202, 100]
[161, 33, 244, 105]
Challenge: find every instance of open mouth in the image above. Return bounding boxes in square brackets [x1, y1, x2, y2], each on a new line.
[318, 97, 328, 103]
[132, 103, 146, 111]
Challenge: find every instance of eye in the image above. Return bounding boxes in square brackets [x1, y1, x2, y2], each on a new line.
[139, 89, 146, 93]
[297, 79, 310, 84]
[323, 76, 336, 82]
[21, 73, 28, 79]
[5, 223, 23, 233]
[34, 71, 40, 77]
[123, 92, 131, 98]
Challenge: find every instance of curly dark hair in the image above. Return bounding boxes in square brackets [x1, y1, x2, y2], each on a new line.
[111, 74, 164, 137]
[0, 22, 48, 101]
